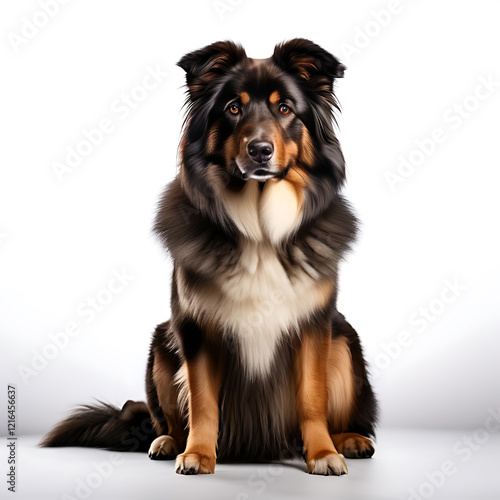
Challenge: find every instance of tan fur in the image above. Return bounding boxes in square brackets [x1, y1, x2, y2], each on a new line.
[240, 91, 250, 104]
[269, 90, 280, 103]
[148, 435, 178, 458]
[272, 130, 298, 173]
[294, 329, 345, 473]
[176, 353, 220, 474]
[331, 433, 374, 458]
[289, 56, 317, 81]
[287, 165, 308, 189]
[300, 127, 315, 166]
[327, 336, 355, 432]
[151, 349, 184, 444]
[224, 135, 239, 168]
[206, 124, 219, 154]
[173, 360, 189, 418]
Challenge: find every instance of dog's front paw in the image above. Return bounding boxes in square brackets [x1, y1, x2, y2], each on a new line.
[307, 452, 348, 476]
[175, 452, 216, 475]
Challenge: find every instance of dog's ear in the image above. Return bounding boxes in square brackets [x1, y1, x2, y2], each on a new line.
[272, 38, 345, 96]
[177, 41, 247, 100]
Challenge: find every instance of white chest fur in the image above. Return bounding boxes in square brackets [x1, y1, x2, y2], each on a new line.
[221, 178, 303, 245]
[218, 241, 326, 377]
[177, 180, 330, 378]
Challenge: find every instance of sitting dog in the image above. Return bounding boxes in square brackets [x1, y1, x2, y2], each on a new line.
[42, 39, 378, 476]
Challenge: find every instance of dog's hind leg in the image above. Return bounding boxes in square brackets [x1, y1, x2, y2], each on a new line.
[295, 326, 348, 475]
[330, 432, 374, 458]
[327, 313, 378, 459]
[146, 321, 186, 460]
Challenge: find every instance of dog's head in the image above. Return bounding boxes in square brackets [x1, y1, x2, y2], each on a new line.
[177, 39, 346, 229]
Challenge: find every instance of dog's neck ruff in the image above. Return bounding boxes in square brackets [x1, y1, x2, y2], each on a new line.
[221, 179, 303, 245]
[189, 179, 325, 378]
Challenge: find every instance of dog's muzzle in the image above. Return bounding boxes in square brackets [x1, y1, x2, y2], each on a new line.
[238, 140, 279, 180]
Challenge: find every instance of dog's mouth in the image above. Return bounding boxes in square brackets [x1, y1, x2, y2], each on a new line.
[234, 159, 280, 182]
[241, 169, 277, 181]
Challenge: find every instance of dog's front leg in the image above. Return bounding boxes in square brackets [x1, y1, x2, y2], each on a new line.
[175, 351, 219, 474]
[294, 325, 348, 475]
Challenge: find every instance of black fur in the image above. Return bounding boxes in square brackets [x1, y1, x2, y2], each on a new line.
[40, 400, 153, 452]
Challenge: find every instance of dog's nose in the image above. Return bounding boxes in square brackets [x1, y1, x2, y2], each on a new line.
[247, 141, 274, 164]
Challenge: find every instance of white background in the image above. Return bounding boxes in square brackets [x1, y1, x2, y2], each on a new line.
[1, 0, 500, 441]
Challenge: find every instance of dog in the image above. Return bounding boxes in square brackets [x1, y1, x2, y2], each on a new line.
[42, 39, 378, 476]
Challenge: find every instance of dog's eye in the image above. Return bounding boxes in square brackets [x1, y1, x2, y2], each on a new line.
[279, 104, 291, 115]
[228, 103, 240, 115]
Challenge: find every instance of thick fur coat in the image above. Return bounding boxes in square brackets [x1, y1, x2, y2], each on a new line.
[42, 39, 378, 476]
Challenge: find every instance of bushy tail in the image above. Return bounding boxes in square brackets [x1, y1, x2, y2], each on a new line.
[40, 400, 156, 453]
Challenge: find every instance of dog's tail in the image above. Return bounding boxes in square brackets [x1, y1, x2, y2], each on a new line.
[40, 400, 155, 452]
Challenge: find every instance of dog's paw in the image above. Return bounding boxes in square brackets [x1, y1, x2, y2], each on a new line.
[307, 452, 348, 476]
[341, 435, 375, 459]
[175, 452, 215, 475]
[148, 435, 178, 460]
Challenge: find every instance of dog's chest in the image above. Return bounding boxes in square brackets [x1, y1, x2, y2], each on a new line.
[178, 180, 330, 377]
[214, 240, 325, 378]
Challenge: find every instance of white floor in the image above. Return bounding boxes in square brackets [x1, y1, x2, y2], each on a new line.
[9, 429, 500, 500]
